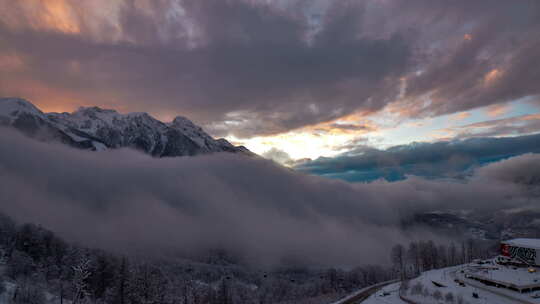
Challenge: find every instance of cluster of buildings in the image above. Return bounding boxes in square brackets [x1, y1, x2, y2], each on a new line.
[465, 238, 540, 294]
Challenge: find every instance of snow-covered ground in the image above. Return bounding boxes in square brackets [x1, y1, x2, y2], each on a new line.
[329, 280, 399, 304]
[404, 264, 540, 303]
[358, 260, 540, 304]
[465, 262, 540, 290]
[457, 263, 540, 303]
[361, 282, 406, 304]
[401, 266, 522, 304]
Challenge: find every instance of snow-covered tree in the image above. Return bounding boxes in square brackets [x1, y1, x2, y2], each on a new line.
[391, 244, 405, 279]
[72, 256, 92, 304]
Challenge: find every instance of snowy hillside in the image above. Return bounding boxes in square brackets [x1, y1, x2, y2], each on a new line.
[0, 98, 251, 157]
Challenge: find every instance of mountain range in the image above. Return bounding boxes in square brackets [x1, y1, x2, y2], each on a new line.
[0, 97, 251, 157]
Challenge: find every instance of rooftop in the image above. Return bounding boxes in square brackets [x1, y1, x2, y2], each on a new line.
[502, 238, 540, 250]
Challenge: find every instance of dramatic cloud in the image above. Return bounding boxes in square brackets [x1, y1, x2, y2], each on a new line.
[0, 0, 410, 137]
[296, 134, 540, 182]
[445, 114, 540, 139]
[377, 0, 540, 118]
[1, 0, 538, 138]
[1, 129, 539, 267]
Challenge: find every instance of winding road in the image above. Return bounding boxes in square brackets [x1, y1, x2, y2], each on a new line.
[330, 280, 400, 304]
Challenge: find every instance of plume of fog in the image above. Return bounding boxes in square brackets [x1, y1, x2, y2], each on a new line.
[0, 129, 539, 267]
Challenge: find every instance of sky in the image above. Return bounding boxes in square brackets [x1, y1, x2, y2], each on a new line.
[1, 0, 540, 174]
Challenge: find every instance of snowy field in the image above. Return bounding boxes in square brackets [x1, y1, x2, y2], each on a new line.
[402, 264, 540, 304]
[466, 263, 540, 290]
[402, 266, 515, 304]
[358, 262, 540, 304]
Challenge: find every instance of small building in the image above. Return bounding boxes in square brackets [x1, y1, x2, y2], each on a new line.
[500, 238, 540, 267]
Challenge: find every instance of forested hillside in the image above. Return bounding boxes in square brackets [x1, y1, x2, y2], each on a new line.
[0, 214, 392, 304]
[0, 213, 500, 304]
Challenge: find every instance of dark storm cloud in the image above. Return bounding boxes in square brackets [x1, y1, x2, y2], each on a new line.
[1, 128, 540, 266]
[0, 0, 539, 137]
[391, 0, 540, 117]
[296, 134, 540, 182]
[0, 0, 410, 137]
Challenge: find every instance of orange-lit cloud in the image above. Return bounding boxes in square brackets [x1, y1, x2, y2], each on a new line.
[450, 112, 471, 121]
[486, 104, 509, 117]
[436, 112, 540, 139]
[41, 0, 80, 34]
[523, 113, 540, 121]
[383, 96, 428, 119]
[1, 78, 80, 113]
[0, 0, 80, 34]
[483, 68, 503, 86]
[0, 74, 120, 114]
[0, 0, 124, 41]
[464, 34, 472, 41]
[0, 54, 24, 71]
[304, 113, 378, 136]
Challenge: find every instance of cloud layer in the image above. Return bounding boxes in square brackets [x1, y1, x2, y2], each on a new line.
[1, 129, 539, 267]
[296, 134, 540, 182]
[1, 0, 539, 137]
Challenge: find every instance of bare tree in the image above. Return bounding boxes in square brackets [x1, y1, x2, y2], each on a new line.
[72, 257, 92, 304]
[437, 245, 448, 268]
[391, 244, 405, 280]
[407, 242, 421, 276]
[448, 242, 457, 266]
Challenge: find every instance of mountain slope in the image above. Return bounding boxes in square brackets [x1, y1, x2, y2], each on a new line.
[0, 98, 251, 157]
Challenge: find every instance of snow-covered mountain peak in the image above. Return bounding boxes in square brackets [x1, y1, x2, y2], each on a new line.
[167, 115, 231, 151]
[1, 97, 252, 157]
[72, 106, 120, 122]
[171, 115, 201, 130]
[52, 106, 167, 136]
[216, 138, 235, 148]
[73, 106, 159, 124]
[73, 106, 118, 118]
[0, 97, 44, 120]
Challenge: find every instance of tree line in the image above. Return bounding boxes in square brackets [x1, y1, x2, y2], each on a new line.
[390, 239, 498, 280]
